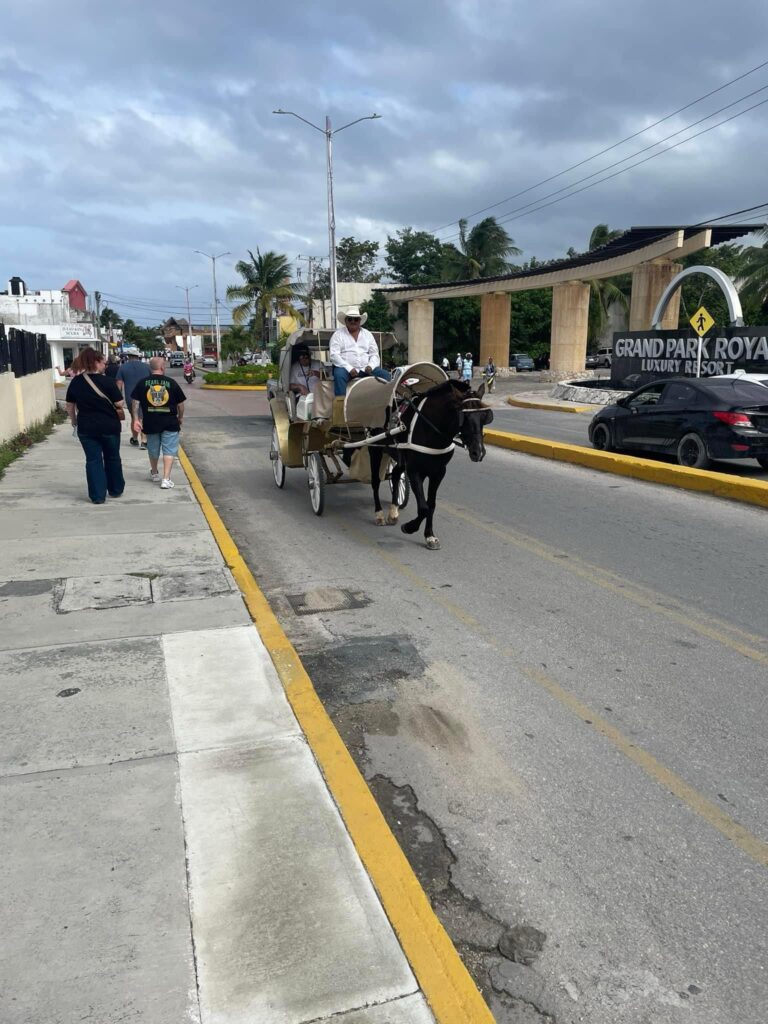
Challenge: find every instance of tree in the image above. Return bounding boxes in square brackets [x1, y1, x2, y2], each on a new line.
[99, 307, 122, 329]
[360, 291, 395, 332]
[447, 217, 521, 280]
[220, 325, 251, 361]
[434, 297, 480, 361]
[385, 227, 449, 284]
[226, 249, 299, 346]
[508, 288, 552, 355]
[677, 242, 764, 327]
[584, 224, 629, 345]
[736, 229, 768, 321]
[336, 237, 381, 282]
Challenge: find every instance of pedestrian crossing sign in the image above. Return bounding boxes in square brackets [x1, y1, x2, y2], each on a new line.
[690, 306, 714, 337]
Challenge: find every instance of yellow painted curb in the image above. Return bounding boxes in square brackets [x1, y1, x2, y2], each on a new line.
[201, 383, 267, 391]
[177, 447, 494, 1024]
[485, 429, 768, 509]
[506, 396, 593, 414]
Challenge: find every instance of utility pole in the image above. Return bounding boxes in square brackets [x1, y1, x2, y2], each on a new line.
[175, 284, 198, 356]
[194, 250, 229, 372]
[297, 254, 323, 328]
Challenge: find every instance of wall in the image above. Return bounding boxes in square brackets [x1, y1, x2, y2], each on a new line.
[0, 369, 56, 444]
[311, 282, 376, 328]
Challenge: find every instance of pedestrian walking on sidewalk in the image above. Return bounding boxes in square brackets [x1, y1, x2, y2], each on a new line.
[117, 352, 150, 448]
[65, 347, 126, 505]
[131, 356, 186, 489]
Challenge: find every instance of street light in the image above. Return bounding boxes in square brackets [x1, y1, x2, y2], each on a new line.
[194, 250, 230, 372]
[273, 109, 381, 324]
[175, 284, 198, 356]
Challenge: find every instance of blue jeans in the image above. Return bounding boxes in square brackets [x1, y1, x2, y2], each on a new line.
[333, 366, 391, 396]
[79, 433, 124, 503]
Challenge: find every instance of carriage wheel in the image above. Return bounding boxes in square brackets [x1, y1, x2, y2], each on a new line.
[270, 424, 285, 488]
[307, 452, 325, 516]
[389, 471, 410, 509]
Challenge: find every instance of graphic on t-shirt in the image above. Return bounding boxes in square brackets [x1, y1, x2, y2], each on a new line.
[146, 383, 170, 408]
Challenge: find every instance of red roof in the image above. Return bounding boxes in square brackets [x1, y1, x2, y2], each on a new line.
[62, 279, 87, 294]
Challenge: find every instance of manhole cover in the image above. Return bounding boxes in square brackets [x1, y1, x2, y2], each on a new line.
[286, 587, 370, 615]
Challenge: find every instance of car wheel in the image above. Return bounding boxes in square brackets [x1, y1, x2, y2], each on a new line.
[676, 432, 710, 469]
[756, 456, 768, 470]
[591, 422, 613, 452]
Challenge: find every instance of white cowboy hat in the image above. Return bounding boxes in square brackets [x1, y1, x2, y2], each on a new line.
[337, 305, 368, 325]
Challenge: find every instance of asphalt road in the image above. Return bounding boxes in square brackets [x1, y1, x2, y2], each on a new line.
[181, 376, 768, 1024]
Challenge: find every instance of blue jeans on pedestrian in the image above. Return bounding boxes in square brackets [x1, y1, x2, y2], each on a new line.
[79, 433, 124, 503]
[332, 366, 391, 396]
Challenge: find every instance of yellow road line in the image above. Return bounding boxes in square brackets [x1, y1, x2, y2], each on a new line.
[177, 448, 493, 1024]
[442, 502, 768, 666]
[347, 525, 768, 869]
[485, 429, 768, 510]
[506, 396, 594, 413]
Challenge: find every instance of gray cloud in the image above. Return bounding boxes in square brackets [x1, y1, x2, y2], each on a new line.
[1, 0, 767, 322]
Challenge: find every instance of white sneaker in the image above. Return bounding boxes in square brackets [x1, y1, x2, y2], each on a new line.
[150, 472, 160, 482]
[160, 478, 174, 489]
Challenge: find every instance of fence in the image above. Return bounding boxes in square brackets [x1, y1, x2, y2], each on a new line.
[0, 324, 56, 443]
[0, 323, 51, 377]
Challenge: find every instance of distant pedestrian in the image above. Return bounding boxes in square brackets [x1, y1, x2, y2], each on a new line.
[131, 356, 186, 489]
[462, 352, 473, 383]
[105, 355, 120, 379]
[441, 356, 450, 372]
[65, 347, 126, 505]
[117, 352, 150, 448]
[455, 353, 463, 378]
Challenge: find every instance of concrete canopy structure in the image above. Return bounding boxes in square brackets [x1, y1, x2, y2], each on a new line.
[381, 224, 764, 375]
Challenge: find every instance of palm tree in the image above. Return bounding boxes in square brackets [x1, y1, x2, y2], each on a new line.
[226, 249, 299, 346]
[585, 224, 629, 344]
[739, 226, 768, 305]
[449, 217, 522, 280]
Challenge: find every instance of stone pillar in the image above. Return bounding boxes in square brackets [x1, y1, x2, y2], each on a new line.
[629, 260, 682, 330]
[549, 281, 590, 377]
[480, 292, 511, 369]
[407, 298, 434, 364]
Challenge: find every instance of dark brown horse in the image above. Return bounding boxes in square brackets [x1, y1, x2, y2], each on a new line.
[368, 379, 493, 549]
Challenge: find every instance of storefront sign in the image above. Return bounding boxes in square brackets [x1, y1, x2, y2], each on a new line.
[611, 328, 768, 386]
[59, 323, 96, 340]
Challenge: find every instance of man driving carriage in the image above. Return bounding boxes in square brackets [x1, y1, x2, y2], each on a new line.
[330, 306, 391, 395]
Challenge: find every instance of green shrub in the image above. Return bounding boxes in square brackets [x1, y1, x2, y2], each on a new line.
[203, 364, 276, 386]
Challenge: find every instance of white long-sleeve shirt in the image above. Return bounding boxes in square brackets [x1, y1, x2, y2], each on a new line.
[329, 327, 380, 372]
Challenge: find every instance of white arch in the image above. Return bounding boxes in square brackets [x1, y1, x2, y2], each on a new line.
[651, 265, 743, 329]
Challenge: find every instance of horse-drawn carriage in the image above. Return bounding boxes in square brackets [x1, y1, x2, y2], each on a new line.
[267, 328, 493, 547]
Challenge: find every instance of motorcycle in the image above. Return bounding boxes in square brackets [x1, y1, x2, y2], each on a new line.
[183, 366, 196, 384]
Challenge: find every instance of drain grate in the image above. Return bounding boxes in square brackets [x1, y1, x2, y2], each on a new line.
[285, 587, 370, 616]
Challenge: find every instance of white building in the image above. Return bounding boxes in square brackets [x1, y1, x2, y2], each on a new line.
[0, 276, 102, 382]
[310, 282, 376, 329]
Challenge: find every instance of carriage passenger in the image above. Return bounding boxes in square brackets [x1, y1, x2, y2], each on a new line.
[330, 306, 391, 395]
[289, 343, 322, 395]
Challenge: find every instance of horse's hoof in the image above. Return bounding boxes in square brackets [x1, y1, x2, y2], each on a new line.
[401, 521, 419, 535]
[375, 511, 385, 526]
[426, 536, 441, 550]
[387, 505, 399, 525]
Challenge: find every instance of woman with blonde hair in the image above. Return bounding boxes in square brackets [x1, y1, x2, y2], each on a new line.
[65, 347, 126, 504]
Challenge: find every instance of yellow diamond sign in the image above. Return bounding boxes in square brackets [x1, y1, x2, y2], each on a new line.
[690, 306, 715, 337]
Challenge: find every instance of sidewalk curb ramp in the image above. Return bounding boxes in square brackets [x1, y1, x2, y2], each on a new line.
[485, 429, 768, 510]
[178, 447, 494, 1024]
[506, 395, 594, 414]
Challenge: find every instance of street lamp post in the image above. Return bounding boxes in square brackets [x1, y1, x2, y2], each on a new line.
[273, 109, 381, 325]
[194, 250, 230, 372]
[175, 284, 198, 356]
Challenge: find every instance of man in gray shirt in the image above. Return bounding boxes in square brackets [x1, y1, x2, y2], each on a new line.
[116, 353, 151, 447]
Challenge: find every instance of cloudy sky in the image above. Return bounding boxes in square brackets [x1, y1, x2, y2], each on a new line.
[2, 0, 768, 324]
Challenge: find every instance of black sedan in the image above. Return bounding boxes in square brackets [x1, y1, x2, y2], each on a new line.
[588, 377, 768, 469]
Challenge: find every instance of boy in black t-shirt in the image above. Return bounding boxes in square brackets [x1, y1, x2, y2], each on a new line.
[131, 357, 186, 489]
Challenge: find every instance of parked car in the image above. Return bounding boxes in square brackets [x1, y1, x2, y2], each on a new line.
[707, 371, 768, 388]
[510, 353, 535, 372]
[586, 348, 612, 369]
[201, 355, 217, 367]
[588, 377, 768, 468]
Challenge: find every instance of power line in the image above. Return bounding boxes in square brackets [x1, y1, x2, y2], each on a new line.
[430, 57, 768, 236]
[438, 86, 768, 243]
[460, 95, 768, 235]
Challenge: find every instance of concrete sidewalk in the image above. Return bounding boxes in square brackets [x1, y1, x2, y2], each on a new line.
[0, 423, 435, 1024]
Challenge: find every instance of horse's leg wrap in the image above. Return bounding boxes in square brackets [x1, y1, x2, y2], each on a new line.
[375, 510, 385, 526]
[387, 503, 399, 524]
